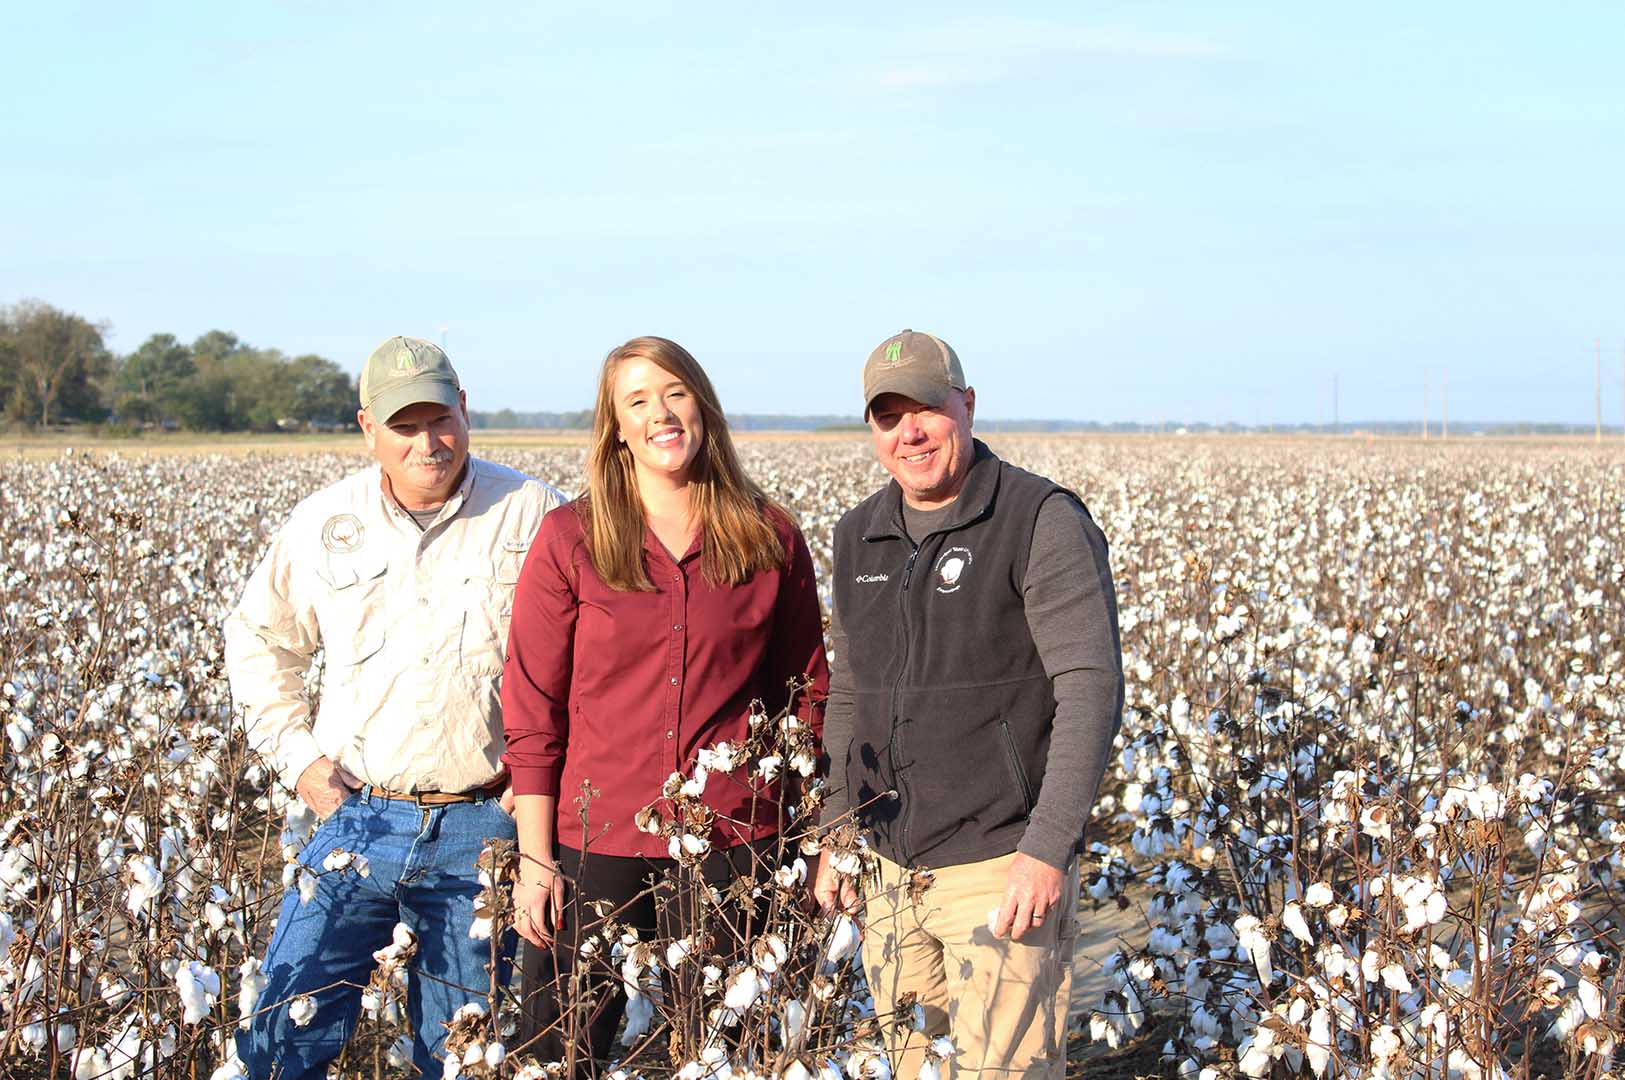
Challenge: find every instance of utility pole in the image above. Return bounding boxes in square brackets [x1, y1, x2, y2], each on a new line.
[1422, 371, 1429, 440]
[1333, 373, 1340, 435]
[1442, 369, 1449, 440]
[1597, 338, 1604, 444]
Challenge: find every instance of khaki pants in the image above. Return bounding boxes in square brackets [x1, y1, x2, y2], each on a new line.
[865, 851, 1079, 1080]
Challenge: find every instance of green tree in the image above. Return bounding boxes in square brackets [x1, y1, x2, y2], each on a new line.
[0, 299, 110, 426]
[116, 333, 195, 425]
[284, 354, 356, 427]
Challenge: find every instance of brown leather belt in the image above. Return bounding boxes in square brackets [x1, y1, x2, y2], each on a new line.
[368, 781, 504, 806]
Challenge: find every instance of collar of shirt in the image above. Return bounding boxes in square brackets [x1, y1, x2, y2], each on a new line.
[372, 463, 477, 533]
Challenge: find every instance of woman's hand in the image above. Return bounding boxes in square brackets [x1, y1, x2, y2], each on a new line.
[513, 857, 566, 947]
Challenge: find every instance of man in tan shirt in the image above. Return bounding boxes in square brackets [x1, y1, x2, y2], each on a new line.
[225, 337, 564, 1079]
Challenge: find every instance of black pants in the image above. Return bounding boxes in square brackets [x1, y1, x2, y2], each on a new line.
[517, 838, 775, 1064]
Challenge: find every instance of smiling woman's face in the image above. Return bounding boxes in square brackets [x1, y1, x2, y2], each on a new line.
[612, 356, 705, 489]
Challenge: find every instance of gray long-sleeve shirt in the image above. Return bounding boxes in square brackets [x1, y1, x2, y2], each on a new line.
[822, 491, 1124, 868]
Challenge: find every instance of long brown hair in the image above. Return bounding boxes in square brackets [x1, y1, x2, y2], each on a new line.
[580, 336, 786, 591]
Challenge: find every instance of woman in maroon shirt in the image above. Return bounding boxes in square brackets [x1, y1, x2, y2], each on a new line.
[501, 336, 829, 1061]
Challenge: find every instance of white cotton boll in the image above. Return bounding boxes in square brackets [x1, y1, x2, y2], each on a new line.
[783, 1062, 812, 1080]
[724, 967, 764, 1010]
[209, 1058, 248, 1080]
[1305, 1007, 1332, 1078]
[854, 1051, 893, 1080]
[1236, 1037, 1272, 1078]
[775, 858, 809, 888]
[790, 750, 818, 777]
[175, 960, 221, 1025]
[469, 915, 493, 940]
[758, 754, 783, 782]
[1379, 962, 1412, 993]
[125, 856, 163, 916]
[74, 1050, 112, 1080]
[1281, 902, 1313, 946]
[1304, 881, 1334, 908]
[825, 914, 860, 964]
[755, 933, 789, 975]
[917, 1061, 940, 1080]
[621, 992, 654, 1046]
[462, 1043, 484, 1068]
[831, 851, 863, 876]
[288, 995, 317, 1028]
[681, 833, 710, 857]
[443, 1053, 462, 1080]
[1088, 1013, 1122, 1050]
[667, 937, 694, 968]
[296, 868, 318, 905]
[1234, 915, 1273, 986]
[5, 716, 33, 753]
[781, 999, 809, 1051]
[1580, 977, 1605, 1020]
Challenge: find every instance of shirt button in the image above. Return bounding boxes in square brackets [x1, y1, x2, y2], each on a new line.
[670, 676, 679, 685]
[419, 598, 429, 607]
[673, 624, 683, 631]
[666, 730, 674, 740]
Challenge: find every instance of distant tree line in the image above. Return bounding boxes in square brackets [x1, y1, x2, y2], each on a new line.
[0, 298, 356, 431]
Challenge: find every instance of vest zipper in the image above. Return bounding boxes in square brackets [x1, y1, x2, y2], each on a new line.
[889, 545, 920, 863]
[999, 719, 1035, 814]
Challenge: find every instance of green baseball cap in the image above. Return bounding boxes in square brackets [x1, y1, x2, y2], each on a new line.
[862, 329, 967, 416]
[359, 336, 462, 422]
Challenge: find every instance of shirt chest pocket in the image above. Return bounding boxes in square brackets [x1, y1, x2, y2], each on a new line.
[460, 543, 525, 676]
[315, 554, 390, 669]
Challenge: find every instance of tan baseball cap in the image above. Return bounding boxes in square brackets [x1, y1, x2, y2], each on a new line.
[862, 329, 967, 416]
[359, 336, 462, 422]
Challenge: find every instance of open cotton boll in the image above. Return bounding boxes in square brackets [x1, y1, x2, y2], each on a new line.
[724, 966, 765, 1011]
[825, 914, 860, 964]
[174, 960, 220, 1024]
[287, 995, 317, 1028]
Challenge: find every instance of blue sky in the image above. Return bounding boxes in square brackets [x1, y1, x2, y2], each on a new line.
[5, 3, 1624, 424]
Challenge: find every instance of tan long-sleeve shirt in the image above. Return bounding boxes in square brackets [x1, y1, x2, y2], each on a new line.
[224, 458, 565, 794]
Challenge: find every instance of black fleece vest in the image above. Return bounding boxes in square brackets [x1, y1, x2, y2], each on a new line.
[831, 441, 1067, 868]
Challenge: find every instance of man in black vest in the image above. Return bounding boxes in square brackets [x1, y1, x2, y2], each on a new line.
[815, 330, 1123, 1079]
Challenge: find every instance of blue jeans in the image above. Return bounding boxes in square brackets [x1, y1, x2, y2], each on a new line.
[238, 788, 517, 1080]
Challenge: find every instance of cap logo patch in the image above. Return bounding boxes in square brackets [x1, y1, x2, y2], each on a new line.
[884, 341, 903, 366]
[934, 546, 972, 594]
[321, 513, 365, 554]
[393, 348, 421, 375]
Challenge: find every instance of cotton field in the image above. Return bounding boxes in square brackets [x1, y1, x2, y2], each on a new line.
[2, 435, 1623, 1080]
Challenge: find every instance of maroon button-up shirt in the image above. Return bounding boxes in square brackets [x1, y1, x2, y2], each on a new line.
[501, 502, 829, 857]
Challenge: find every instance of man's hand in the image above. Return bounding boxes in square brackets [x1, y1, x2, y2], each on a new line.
[296, 756, 361, 820]
[499, 784, 516, 817]
[513, 858, 566, 948]
[990, 853, 1063, 942]
[812, 849, 860, 914]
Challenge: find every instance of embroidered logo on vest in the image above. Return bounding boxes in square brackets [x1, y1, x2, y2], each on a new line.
[934, 546, 972, 593]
